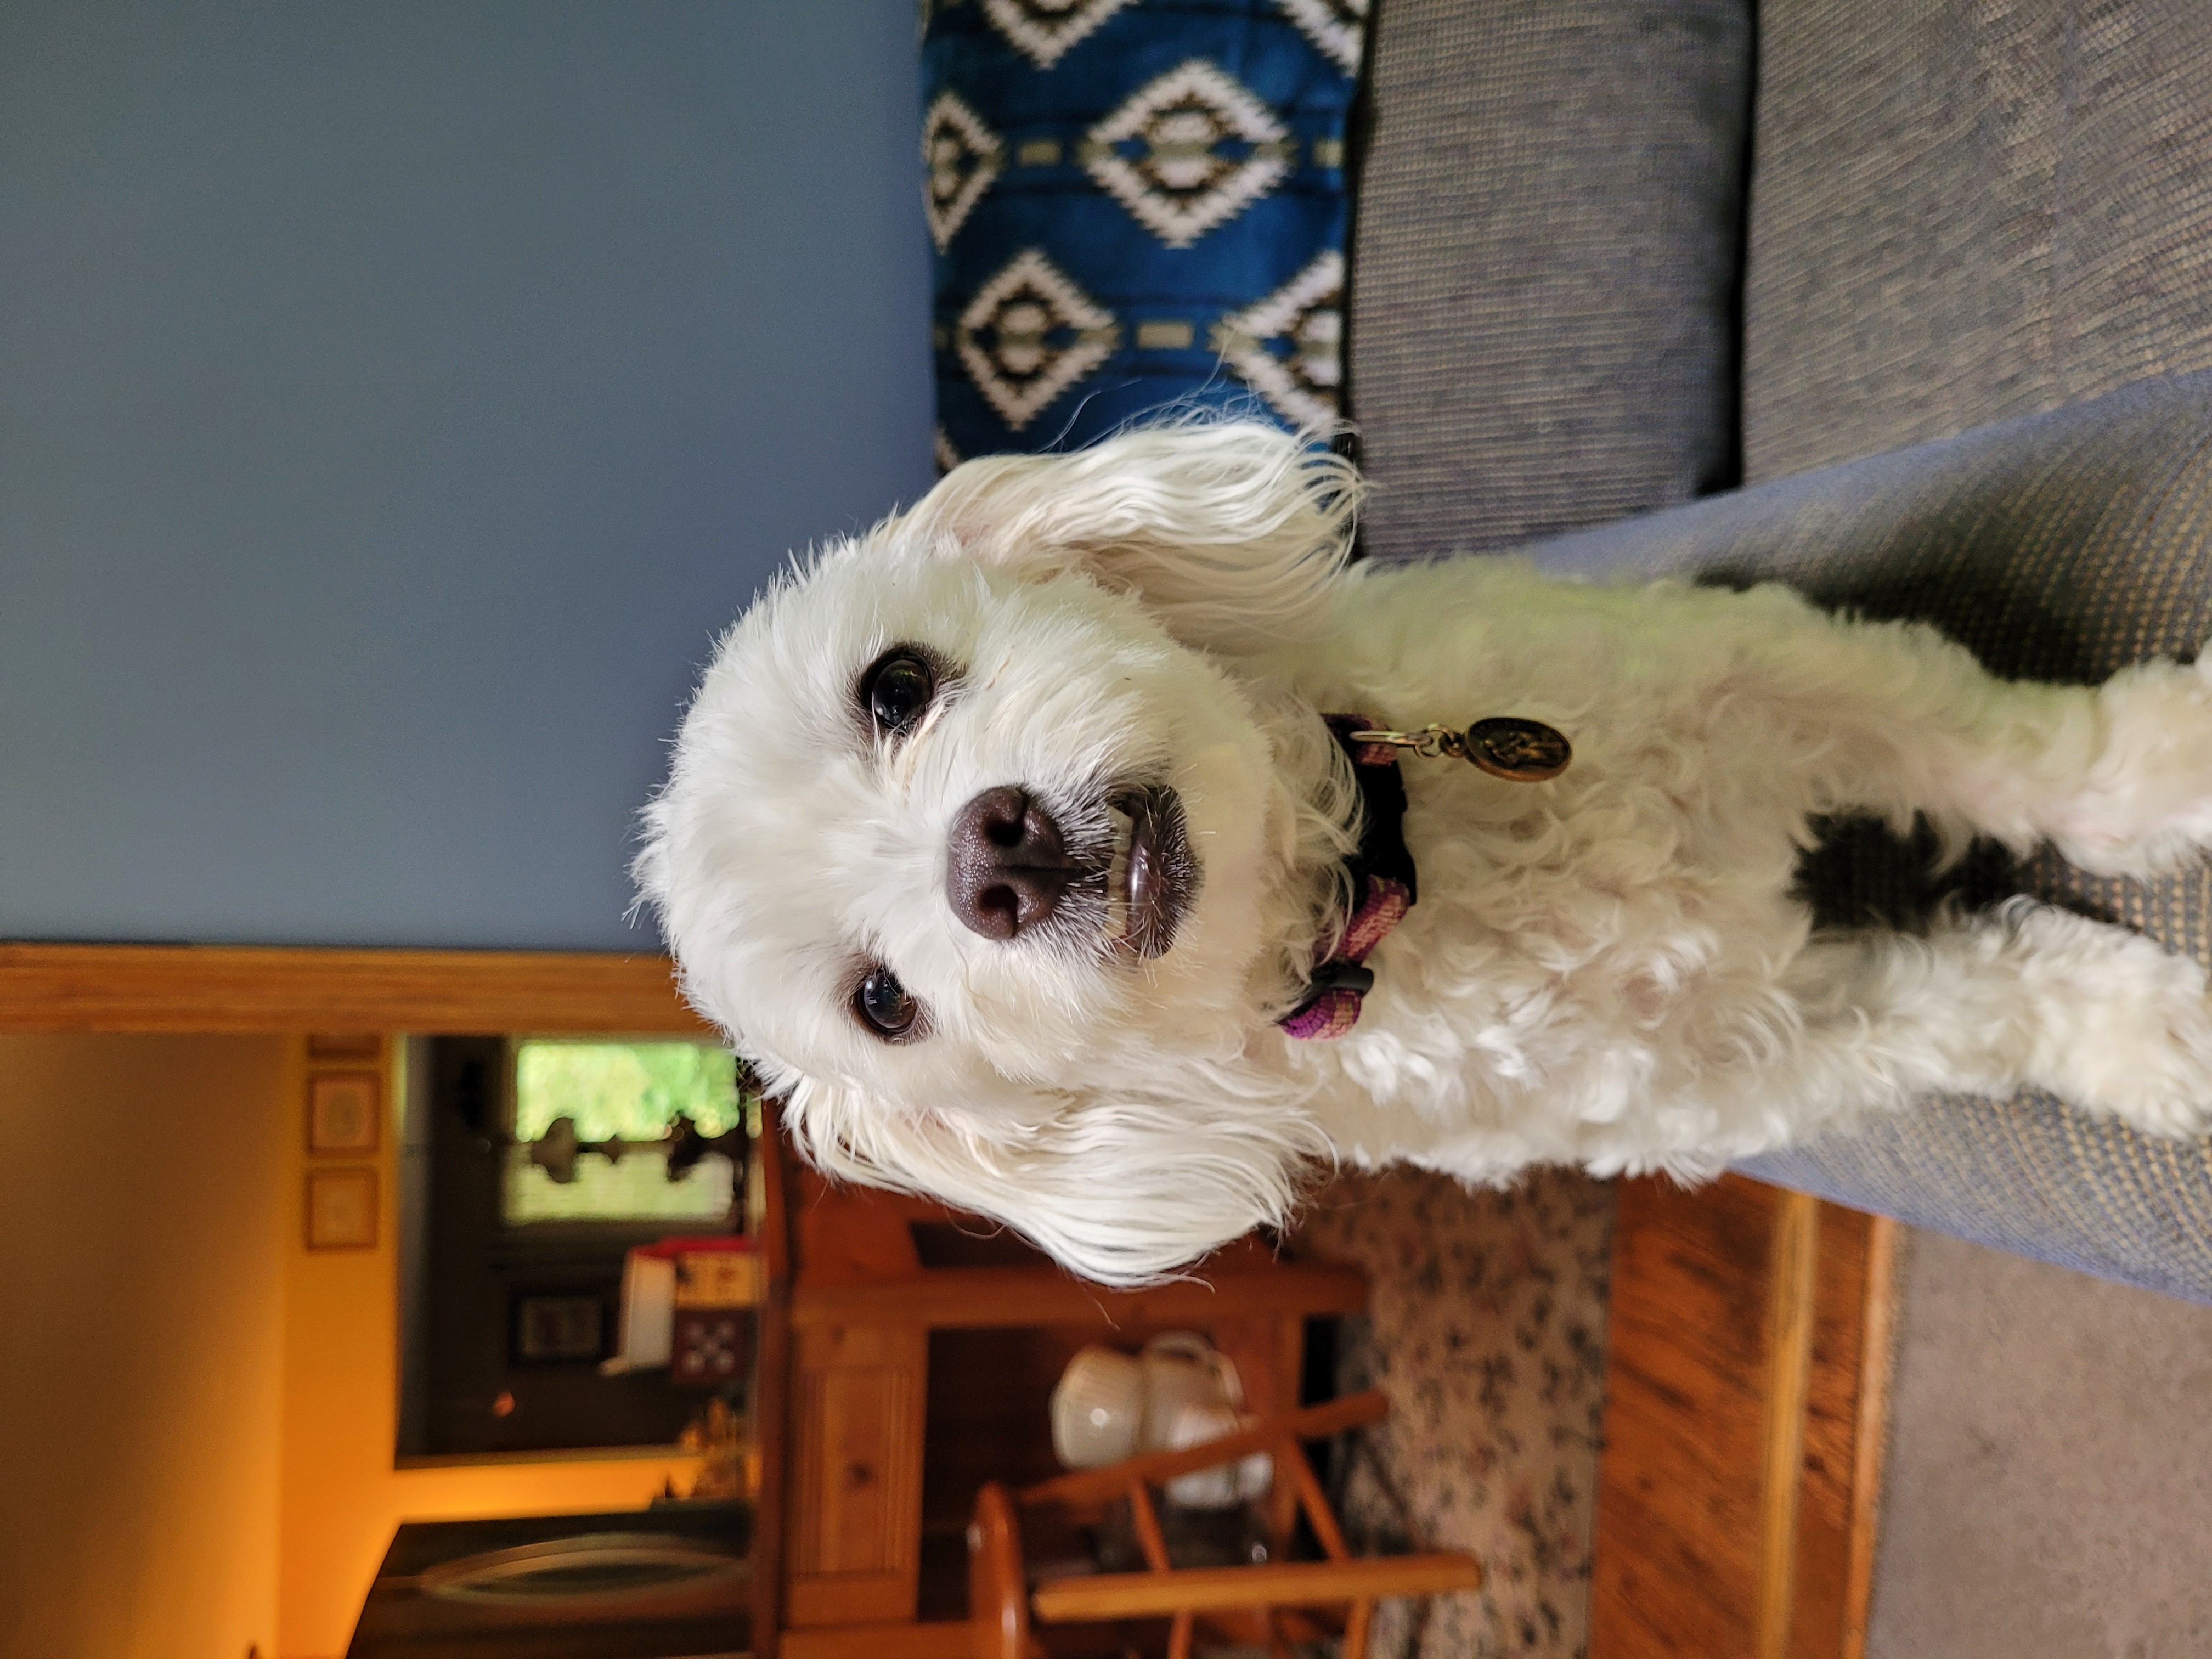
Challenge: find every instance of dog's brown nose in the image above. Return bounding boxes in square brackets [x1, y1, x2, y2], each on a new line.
[946, 786, 1074, 941]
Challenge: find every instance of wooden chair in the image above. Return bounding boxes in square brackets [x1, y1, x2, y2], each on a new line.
[969, 1389, 1482, 1659]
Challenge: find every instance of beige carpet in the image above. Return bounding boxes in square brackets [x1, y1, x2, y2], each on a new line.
[1865, 1229, 2212, 1659]
[1291, 1167, 1616, 1659]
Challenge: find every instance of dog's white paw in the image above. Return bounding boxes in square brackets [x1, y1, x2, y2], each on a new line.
[2028, 948, 2212, 1139]
[2051, 650, 2212, 877]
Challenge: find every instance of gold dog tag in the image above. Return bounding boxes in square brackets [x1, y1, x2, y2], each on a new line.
[1458, 717, 1572, 782]
[1347, 717, 1572, 782]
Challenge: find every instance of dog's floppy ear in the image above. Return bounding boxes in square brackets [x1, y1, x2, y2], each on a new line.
[779, 1070, 1330, 1285]
[902, 420, 1362, 656]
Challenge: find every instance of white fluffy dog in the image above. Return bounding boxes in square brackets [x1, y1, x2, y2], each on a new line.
[637, 420, 2212, 1283]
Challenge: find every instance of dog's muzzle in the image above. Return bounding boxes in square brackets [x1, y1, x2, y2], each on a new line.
[945, 785, 1081, 941]
[944, 783, 1195, 957]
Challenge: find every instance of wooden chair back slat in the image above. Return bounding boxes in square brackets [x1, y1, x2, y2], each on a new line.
[1279, 1437, 1349, 1560]
[972, 1387, 1481, 1656]
[1345, 1597, 1374, 1659]
[1029, 1553, 1485, 1621]
[968, 1481, 1030, 1659]
[1127, 1479, 1172, 1573]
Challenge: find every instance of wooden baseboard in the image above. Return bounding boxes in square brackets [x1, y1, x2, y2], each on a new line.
[1590, 1175, 1897, 1659]
[0, 941, 708, 1034]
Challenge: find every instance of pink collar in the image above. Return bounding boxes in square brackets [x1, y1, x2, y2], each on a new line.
[1278, 718, 1417, 1040]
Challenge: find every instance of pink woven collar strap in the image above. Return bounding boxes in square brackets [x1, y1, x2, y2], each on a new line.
[1278, 715, 1418, 1040]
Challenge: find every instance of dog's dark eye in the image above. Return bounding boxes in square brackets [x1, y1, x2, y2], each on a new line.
[854, 965, 921, 1039]
[864, 651, 936, 735]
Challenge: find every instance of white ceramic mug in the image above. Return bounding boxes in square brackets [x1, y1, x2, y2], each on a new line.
[1049, 1344, 1146, 1469]
[1159, 1398, 1275, 1509]
[1137, 1331, 1243, 1452]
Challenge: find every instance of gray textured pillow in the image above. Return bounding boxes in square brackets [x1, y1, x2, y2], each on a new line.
[1743, 0, 2212, 482]
[1350, 0, 1754, 558]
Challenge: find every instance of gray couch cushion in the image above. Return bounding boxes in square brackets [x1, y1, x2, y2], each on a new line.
[1743, 0, 2212, 482]
[1528, 371, 2212, 1305]
[1348, 0, 1753, 558]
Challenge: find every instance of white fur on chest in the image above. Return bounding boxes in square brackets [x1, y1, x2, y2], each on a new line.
[1261, 559, 1883, 1179]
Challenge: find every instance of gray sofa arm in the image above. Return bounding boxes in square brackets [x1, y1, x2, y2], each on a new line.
[1522, 370, 2212, 1304]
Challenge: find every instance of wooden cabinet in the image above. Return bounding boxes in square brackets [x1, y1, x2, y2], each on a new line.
[751, 1103, 1368, 1658]
[786, 1323, 928, 1625]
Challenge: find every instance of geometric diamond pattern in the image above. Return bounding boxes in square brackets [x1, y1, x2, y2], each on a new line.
[1083, 59, 1293, 250]
[926, 2, 1358, 458]
[1276, 0, 1369, 77]
[983, 0, 1139, 70]
[922, 90, 1005, 253]
[1212, 249, 1347, 430]
[956, 249, 1120, 431]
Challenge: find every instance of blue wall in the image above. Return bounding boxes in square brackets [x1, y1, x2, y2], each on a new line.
[0, 2, 933, 949]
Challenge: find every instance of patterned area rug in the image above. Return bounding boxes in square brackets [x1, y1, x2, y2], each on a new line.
[1290, 1168, 1616, 1659]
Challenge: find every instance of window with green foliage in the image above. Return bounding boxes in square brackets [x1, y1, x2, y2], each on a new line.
[503, 1040, 750, 1226]
[514, 1041, 744, 1142]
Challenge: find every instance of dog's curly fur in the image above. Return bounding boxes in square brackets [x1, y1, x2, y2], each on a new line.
[637, 420, 2212, 1283]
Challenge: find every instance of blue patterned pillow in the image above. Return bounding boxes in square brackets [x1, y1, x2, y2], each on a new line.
[921, 0, 1367, 465]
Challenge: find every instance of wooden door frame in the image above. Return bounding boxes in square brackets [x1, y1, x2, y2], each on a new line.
[0, 941, 708, 1034]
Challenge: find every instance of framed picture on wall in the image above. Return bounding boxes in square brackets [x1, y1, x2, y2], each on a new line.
[306, 1167, 379, 1250]
[307, 1071, 381, 1154]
